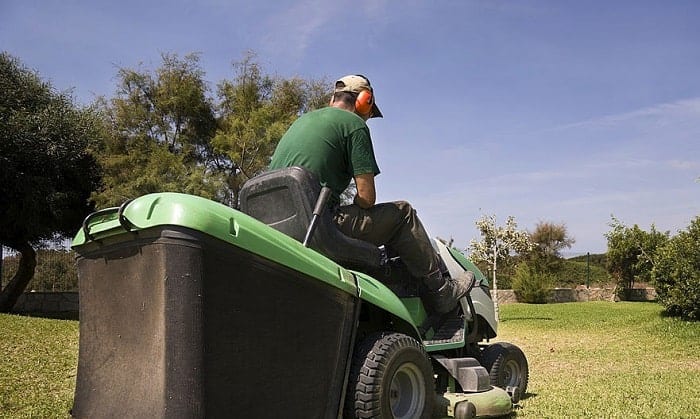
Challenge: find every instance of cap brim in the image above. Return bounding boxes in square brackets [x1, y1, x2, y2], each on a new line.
[371, 103, 383, 118]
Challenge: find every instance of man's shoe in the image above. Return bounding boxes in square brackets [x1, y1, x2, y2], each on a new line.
[425, 270, 476, 314]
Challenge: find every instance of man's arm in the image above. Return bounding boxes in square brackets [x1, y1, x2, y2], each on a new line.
[354, 173, 376, 209]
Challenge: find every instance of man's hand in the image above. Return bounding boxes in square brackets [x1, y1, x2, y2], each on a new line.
[354, 173, 376, 209]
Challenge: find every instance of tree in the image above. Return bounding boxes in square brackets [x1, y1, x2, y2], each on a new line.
[94, 51, 330, 208]
[468, 215, 532, 318]
[92, 53, 223, 207]
[528, 221, 575, 271]
[212, 52, 330, 207]
[0, 53, 101, 311]
[605, 216, 669, 291]
[651, 217, 700, 321]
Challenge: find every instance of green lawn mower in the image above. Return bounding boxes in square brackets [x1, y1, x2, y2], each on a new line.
[70, 167, 528, 418]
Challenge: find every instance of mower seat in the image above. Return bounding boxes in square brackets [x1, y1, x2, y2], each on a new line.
[239, 166, 383, 272]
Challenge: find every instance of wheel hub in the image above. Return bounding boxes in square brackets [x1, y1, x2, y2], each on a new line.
[389, 362, 426, 419]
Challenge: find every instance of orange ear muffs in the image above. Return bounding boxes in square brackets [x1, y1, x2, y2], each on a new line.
[355, 90, 373, 116]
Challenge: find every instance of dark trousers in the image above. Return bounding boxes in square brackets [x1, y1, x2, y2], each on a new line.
[334, 201, 440, 280]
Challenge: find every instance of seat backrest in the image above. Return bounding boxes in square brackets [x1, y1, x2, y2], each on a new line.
[239, 167, 382, 272]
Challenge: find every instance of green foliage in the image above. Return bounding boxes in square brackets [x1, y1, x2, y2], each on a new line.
[93, 52, 222, 207]
[93, 51, 329, 208]
[0, 52, 101, 310]
[555, 259, 611, 287]
[568, 252, 607, 267]
[604, 216, 669, 289]
[652, 217, 700, 321]
[0, 52, 102, 246]
[31, 249, 78, 291]
[212, 52, 329, 207]
[2, 249, 78, 292]
[473, 255, 611, 290]
[511, 262, 554, 303]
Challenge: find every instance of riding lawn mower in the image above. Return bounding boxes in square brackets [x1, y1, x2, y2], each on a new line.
[70, 167, 528, 418]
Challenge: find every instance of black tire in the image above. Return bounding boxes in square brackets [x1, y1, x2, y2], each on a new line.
[345, 332, 435, 419]
[481, 342, 529, 397]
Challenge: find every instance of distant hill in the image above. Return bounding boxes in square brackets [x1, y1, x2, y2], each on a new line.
[568, 253, 607, 267]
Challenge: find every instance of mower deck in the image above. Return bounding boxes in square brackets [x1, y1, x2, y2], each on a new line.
[440, 387, 514, 418]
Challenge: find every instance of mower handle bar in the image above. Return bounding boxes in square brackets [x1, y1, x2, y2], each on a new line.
[302, 186, 332, 247]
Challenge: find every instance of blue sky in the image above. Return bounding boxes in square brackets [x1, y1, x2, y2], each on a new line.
[3, 0, 699, 254]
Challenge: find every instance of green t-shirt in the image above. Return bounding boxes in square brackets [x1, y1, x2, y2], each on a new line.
[269, 107, 380, 204]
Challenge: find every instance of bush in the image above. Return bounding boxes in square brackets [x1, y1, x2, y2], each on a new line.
[605, 218, 669, 289]
[31, 249, 78, 291]
[652, 217, 700, 321]
[512, 262, 554, 303]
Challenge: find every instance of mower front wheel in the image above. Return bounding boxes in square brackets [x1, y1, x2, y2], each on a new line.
[481, 342, 529, 398]
[345, 332, 435, 419]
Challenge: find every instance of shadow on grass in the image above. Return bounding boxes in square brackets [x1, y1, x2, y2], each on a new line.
[502, 317, 554, 321]
[15, 311, 79, 321]
[520, 392, 537, 401]
[508, 392, 537, 417]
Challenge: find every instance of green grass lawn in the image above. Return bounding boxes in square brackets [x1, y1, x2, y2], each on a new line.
[497, 302, 700, 418]
[0, 313, 78, 418]
[1, 302, 698, 418]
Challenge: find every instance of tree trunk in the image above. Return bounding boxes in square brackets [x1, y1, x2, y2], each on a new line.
[0, 242, 37, 312]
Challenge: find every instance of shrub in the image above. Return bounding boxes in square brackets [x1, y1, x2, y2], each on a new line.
[512, 262, 554, 303]
[652, 217, 700, 321]
[31, 249, 78, 291]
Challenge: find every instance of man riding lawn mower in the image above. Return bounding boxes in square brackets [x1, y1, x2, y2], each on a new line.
[69, 75, 528, 418]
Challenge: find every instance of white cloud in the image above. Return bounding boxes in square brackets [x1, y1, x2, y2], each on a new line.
[544, 97, 700, 133]
[400, 97, 700, 253]
[259, 0, 390, 67]
[668, 160, 700, 171]
[259, 0, 336, 64]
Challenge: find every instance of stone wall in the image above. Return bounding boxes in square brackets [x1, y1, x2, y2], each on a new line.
[493, 287, 657, 304]
[13, 291, 79, 313]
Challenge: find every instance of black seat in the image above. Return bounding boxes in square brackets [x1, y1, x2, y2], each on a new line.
[239, 167, 382, 272]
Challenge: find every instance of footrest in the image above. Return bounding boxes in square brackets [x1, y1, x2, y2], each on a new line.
[423, 317, 464, 345]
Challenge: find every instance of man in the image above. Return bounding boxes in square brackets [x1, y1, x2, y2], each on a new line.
[269, 74, 470, 315]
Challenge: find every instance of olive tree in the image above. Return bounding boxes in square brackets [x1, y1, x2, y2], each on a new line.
[0, 53, 101, 311]
[468, 215, 532, 317]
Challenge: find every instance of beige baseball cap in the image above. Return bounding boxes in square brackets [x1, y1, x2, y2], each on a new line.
[334, 74, 383, 118]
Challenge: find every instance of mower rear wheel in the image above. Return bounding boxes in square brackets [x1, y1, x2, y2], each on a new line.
[481, 342, 529, 397]
[345, 332, 435, 419]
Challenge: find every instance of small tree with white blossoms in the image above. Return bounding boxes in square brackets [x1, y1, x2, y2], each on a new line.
[468, 214, 532, 320]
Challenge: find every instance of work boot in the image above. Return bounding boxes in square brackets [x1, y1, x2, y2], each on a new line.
[424, 270, 476, 314]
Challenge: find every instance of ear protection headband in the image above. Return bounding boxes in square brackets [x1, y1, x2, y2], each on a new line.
[355, 89, 374, 116]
